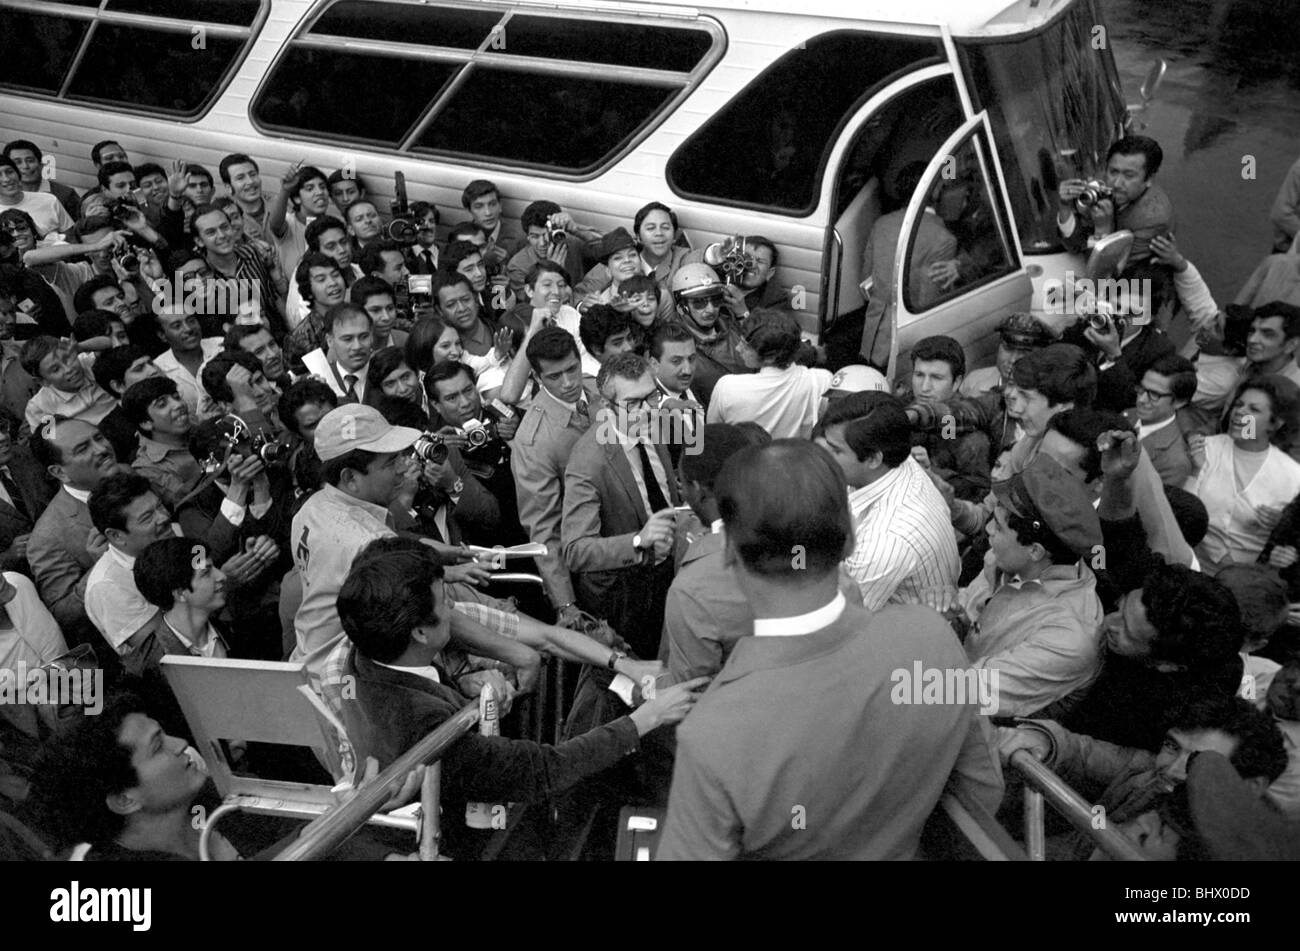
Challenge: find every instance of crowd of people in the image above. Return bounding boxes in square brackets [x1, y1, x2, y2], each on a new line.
[1, 129, 1300, 862]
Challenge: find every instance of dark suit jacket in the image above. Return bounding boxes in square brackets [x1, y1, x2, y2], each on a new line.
[26, 487, 97, 645]
[560, 420, 681, 610]
[0, 446, 56, 571]
[658, 601, 1004, 860]
[342, 648, 641, 857]
[1124, 411, 1193, 487]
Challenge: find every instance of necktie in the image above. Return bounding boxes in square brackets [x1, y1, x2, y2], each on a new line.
[422, 250, 434, 271]
[0, 467, 27, 520]
[343, 374, 358, 403]
[572, 397, 589, 428]
[636, 441, 669, 513]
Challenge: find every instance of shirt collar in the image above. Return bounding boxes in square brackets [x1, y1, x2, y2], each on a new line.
[319, 482, 391, 524]
[64, 485, 91, 504]
[377, 660, 441, 684]
[166, 617, 215, 652]
[137, 434, 182, 462]
[107, 544, 136, 569]
[848, 459, 910, 507]
[754, 592, 847, 637]
[540, 385, 577, 413]
[1136, 415, 1177, 439]
[710, 518, 724, 534]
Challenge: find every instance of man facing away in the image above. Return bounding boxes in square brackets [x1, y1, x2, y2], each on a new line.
[659, 440, 1002, 859]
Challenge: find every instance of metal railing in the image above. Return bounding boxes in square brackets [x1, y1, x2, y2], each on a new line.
[272, 701, 479, 862]
[1011, 751, 1147, 861]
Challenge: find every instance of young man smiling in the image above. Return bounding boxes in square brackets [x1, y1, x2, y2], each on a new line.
[20, 335, 116, 431]
[123, 376, 200, 509]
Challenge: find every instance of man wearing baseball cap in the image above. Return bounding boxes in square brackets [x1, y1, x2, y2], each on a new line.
[956, 453, 1106, 718]
[959, 312, 1054, 397]
[288, 403, 423, 686]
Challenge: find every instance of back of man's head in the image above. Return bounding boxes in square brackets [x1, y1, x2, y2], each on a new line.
[526, 325, 580, 374]
[716, 440, 851, 580]
[1167, 695, 1287, 784]
[1012, 343, 1097, 408]
[681, 424, 754, 493]
[338, 540, 445, 664]
[1142, 564, 1245, 669]
[815, 391, 911, 468]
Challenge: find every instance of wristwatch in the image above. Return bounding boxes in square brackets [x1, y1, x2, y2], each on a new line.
[607, 650, 627, 671]
[632, 533, 645, 552]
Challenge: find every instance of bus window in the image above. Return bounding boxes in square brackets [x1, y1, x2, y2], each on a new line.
[0, 11, 89, 92]
[310, 0, 497, 47]
[413, 69, 676, 172]
[104, 0, 262, 27]
[66, 24, 244, 114]
[255, 47, 459, 146]
[495, 15, 712, 71]
[900, 127, 1016, 319]
[668, 31, 945, 215]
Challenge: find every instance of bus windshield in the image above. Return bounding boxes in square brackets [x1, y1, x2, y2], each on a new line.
[957, 0, 1127, 254]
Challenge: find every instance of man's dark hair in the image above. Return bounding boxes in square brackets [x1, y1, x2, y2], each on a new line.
[596, 351, 650, 397]
[579, 305, 632, 357]
[305, 215, 347, 252]
[365, 346, 410, 399]
[431, 269, 474, 301]
[1107, 135, 1164, 178]
[1214, 564, 1289, 649]
[814, 391, 911, 468]
[747, 235, 778, 269]
[339, 540, 446, 663]
[349, 274, 394, 309]
[287, 165, 328, 206]
[1163, 484, 1209, 548]
[1167, 695, 1287, 784]
[322, 302, 370, 337]
[620, 273, 659, 300]
[135, 537, 207, 611]
[1253, 301, 1300, 341]
[374, 394, 429, 429]
[410, 200, 438, 225]
[1047, 406, 1132, 482]
[4, 139, 41, 162]
[72, 274, 124, 317]
[222, 323, 270, 352]
[912, 334, 967, 380]
[1141, 564, 1245, 668]
[743, 309, 801, 369]
[424, 360, 475, 404]
[445, 221, 483, 244]
[19, 336, 61, 381]
[29, 414, 78, 469]
[295, 251, 342, 302]
[218, 153, 258, 186]
[1011, 343, 1097, 408]
[1148, 353, 1198, 404]
[521, 200, 562, 234]
[72, 309, 119, 342]
[278, 378, 337, 438]
[681, 423, 753, 491]
[460, 179, 499, 210]
[526, 325, 580, 374]
[343, 198, 379, 228]
[321, 449, 379, 488]
[29, 691, 147, 849]
[524, 260, 566, 289]
[134, 162, 165, 182]
[0, 407, 19, 441]
[90, 140, 123, 167]
[441, 239, 483, 273]
[717, 440, 850, 578]
[358, 240, 404, 278]
[1004, 493, 1080, 567]
[649, 322, 694, 361]
[184, 163, 213, 186]
[200, 349, 263, 406]
[93, 344, 148, 397]
[89, 471, 155, 534]
[121, 375, 180, 431]
[96, 161, 134, 191]
[327, 168, 364, 191]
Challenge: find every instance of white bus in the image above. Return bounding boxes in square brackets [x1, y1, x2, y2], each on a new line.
[0, 0, 1136, 374]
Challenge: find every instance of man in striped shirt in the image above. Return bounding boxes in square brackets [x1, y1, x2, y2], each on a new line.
[814, 391, 959, 610]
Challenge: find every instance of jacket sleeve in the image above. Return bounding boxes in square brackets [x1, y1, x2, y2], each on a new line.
[510, 434, 574, 606]
[27, 531, 92, 635]
[943, 713, 1005, 819]
[560, 450, 643, 573]
[440, 715, 640, 803]
[657, 725, 742, 860]
[662, 585, 727, 685]
[1035, 718, 1156, 802]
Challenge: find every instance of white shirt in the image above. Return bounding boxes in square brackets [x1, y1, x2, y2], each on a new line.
[609, 418, 673, 519]
[63, 484, 91, 505]
[844, 457, 961, 611]
[754, 592, 847, 637]
[0, 190, 72, 237]
[85, 545, 158, 651]
[290, 483, 395, 688]
[301, 348, 368, 402]
[156, 338, 224, 417]
[0, 572, 67, 672]
[706, 364, 834, 440]
[1187, 435, 1300, 566]
[1136, 414, 1177, 441]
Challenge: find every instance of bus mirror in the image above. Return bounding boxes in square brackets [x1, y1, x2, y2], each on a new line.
[1085, 231, 1134, 283]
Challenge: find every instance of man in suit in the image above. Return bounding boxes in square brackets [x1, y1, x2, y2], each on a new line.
[334, 537, 704, 860]
[859, 162, 958, 369]
[0, 409, 54, 571]
[658, 440, 1003, 860]
[26, 417, 121, 648]
[561, 352, 681, 659]
[1126, 353, 1197, 487]
[511, 328, 598, 626]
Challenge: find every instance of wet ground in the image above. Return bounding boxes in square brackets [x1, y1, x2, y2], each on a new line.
[1105, 0, 1300, 305]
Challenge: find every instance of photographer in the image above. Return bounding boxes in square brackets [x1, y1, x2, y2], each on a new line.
[1057, 135, 1174, 267]
[506, 199, 603, 297]
[0, 209, 76, 334]
[425, 360, 522, 545]
[23, 214, 159, 325]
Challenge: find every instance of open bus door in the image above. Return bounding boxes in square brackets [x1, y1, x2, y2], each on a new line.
[887, 111, 1034, 382]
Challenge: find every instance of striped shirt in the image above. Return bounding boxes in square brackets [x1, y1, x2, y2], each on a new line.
[843, 456, 960, 611]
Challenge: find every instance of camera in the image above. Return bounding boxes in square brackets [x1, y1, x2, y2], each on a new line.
[412, 431, 449, 465]
[1074, 180, 1114, 213]
[199, 415, 290, 474]
[387, 170, 419, 244]
[113, 243, 139, 272]
[546, 214, 567, 246]
[461, 418, 498, 451]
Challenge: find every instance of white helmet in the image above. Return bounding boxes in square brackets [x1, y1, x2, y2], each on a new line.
[670, 262, 723, 299]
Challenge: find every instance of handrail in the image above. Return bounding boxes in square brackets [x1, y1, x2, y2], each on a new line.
[939, 786, 1028, 861]
[1010, 751, 1147, 861]
[272, 702, 480, 861]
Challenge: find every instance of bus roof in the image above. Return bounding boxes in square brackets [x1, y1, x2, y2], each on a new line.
[496, 0, 1077, 37]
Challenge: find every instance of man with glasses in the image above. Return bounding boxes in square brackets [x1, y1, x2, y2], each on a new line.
[561, 352, 681, 659]
[1126, 353, 1197, 487]
[668, 263, 749, 410]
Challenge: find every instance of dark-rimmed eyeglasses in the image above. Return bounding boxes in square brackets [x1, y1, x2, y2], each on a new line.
[1134, 384, 1173, 402]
